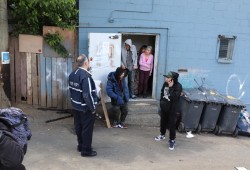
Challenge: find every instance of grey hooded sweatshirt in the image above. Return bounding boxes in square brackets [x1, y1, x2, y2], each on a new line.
[121, 39, 138, 70]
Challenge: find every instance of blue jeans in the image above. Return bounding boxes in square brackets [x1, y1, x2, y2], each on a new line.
[128, 69, 135, 97]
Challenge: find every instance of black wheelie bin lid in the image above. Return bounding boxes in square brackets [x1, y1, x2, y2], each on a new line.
[220, 95, 246, 108]
[198, 87, 226, 104]
[182, 88, 207, 103]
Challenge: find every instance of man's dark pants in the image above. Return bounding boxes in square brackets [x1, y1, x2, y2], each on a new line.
[112, 103, 128, 123]
[127, 69, 135, 97]
[160, 100, 176, 141]
[73, 109, 95, 154]
[0, 164, 26, 170]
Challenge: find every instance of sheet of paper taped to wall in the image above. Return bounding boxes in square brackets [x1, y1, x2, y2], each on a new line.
[94, 80, 101, 97]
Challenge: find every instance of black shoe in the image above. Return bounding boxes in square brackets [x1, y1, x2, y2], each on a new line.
[81, 150, 97, 157]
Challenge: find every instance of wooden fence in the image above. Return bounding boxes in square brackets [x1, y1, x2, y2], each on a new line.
[9, 27, 76, 109]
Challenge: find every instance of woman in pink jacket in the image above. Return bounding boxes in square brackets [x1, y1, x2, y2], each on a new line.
[139, 46, 154, 98]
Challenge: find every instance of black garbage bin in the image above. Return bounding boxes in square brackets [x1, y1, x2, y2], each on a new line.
[198, 88, 226, 133]
[214, 95, 245, 137]
[178, 88, 206, 133]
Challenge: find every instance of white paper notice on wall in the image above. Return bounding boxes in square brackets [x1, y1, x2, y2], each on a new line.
[1, 52, 10, 64]
[88, 33, 122, 102]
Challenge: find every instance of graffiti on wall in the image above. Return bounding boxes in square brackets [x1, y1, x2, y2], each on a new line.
[178, 69, 210, 88]
[226, 73, 248, 99]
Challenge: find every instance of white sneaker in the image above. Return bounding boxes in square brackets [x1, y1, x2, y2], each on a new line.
[154, 134, 165, 141]
[186, 131, 194, 138]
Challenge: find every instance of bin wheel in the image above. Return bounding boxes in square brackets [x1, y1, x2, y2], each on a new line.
[232, 128, 238, 137]
[196, 124, 201, 134]
[214, 125, 222, 135]
[213, 125, 218, 134]
[178, 122, 185, 133]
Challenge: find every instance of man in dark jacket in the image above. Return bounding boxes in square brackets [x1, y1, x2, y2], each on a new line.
[106, 67, 130, 128]
[154, 71, 182, 151]
[68, 54, 98, 157]
[0, 122, 26, 170]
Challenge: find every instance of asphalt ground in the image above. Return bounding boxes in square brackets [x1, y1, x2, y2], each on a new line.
[16, 104, 250, 170]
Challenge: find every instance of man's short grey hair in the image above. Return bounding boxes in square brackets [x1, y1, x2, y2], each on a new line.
[77, 54, 88, 67]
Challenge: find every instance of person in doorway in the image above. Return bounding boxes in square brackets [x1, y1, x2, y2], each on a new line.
[121, 39, 138, 99]
[138, 46, 154, 98]
[134, 45, 147, 95]
[154, 71, 182, 151]
[106, 67, 129, 129]
[0, 122, 26, 170]
[68, 54, 98, 157]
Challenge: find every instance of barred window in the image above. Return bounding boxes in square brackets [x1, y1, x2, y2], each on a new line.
[217, 35, 236, 63]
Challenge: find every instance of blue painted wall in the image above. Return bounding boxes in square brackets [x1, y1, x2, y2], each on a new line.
[79, 0, 250, 109]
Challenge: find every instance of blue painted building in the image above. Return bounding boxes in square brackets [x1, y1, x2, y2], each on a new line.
[79, 0, 250, 109]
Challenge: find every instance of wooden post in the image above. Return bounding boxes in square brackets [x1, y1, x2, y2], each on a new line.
[99, 83, 111, 128]
[0, 82, 11, 108]
[26, 52, 32, 104]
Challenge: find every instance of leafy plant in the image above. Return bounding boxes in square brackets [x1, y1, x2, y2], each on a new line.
[8, 0, 78, 35]
[8, 0, 78, 57]
[44, 32, 69, 58]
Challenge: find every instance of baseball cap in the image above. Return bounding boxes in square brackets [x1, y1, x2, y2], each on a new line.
[163, 71, 173, 78]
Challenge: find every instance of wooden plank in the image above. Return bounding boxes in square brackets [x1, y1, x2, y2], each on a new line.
[51, 57, 57, 107]
[9, 37, 16, 103]
[20, 53, 27, 102]
[15, 38, 21, 103]
[19, 34, 43, 53]
[100, 83, 111, 128]
[37, 55, 41, 105]
[40, 54, 46, 107]
[61, 58, 68, 109]
[46, 57, 52, 107]
[67, 58, 73, 109]
[26, 53, 32, 104]
[31, 53, 38, 105]
[56, 58, 63, 109]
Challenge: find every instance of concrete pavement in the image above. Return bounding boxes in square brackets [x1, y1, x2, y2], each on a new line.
[17, 104, 250, 170]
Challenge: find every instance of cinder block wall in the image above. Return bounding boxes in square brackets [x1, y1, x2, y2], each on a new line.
[79, 0, 250, 109]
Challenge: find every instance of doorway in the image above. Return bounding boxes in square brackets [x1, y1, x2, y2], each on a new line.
[121, 33, 158, 99]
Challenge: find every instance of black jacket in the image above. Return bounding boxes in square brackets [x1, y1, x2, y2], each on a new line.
[160, 72, 182, 113]
[69, 67, 98, 112]
[0, 122, 24, 169]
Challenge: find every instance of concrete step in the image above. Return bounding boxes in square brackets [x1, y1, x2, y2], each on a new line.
[97, 99, 160, 127]
[125, 99, 160, 127]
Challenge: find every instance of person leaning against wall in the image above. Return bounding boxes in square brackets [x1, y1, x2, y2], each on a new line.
[68, 54, 98, 157]
[121, 39, 138, 99]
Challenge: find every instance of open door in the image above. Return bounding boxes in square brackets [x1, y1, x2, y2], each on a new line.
[88, 33, 122, 101]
